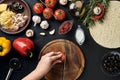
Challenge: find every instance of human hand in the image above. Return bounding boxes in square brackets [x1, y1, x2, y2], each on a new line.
[35, 52, 62, 76]
[22, 52, 62, 80]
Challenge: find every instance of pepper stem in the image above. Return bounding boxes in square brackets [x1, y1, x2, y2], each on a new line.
[0, 46, 3, 52]
[29, 51, 33, 58]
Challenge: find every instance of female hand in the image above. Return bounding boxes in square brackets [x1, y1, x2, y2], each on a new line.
[35, 52, 62, 75]
[22, 52, 62, 80]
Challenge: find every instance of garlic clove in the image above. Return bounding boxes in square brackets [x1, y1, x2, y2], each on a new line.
[49, 29, 55, 35]
[40, 32, 46, 36]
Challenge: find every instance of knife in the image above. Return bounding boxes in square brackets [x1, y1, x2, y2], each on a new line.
[62, 40, 71, 80]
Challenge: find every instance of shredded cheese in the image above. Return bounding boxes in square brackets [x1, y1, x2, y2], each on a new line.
[0, 10, 15, 28]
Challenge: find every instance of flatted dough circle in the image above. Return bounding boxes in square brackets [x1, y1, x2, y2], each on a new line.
[89, 1, 120, 48]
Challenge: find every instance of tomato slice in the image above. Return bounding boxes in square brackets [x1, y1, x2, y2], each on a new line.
[61, 53, 66, 62]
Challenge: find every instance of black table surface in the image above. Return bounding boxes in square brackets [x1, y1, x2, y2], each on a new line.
[0, 0, 120, 80]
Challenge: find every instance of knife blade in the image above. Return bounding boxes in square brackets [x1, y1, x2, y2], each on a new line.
[62, 40, 71, 80]
[62, 53, 66, 80]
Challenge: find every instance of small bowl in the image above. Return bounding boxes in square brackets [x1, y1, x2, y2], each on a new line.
[58, 20, 74, 35]
[101, 51, 120, 76]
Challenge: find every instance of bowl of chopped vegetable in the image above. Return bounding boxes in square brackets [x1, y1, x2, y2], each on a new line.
[58, 20, 74, 35]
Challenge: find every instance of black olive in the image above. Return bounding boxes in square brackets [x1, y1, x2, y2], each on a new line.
[102, 51, 120, 75]
[115, 55, 119, 60]
[18, 4, 24, 13]
[18, 5, 23, 10]
[104, 60, 107, 63]
[15, 2, 20, 7]
[107, 56, 111, 60]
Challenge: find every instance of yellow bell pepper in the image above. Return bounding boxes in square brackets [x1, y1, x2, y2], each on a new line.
[0, 37, 11, 56]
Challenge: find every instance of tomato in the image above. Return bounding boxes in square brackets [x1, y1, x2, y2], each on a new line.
[61, 53, 66, 62]
[54, 9, 66, 21]
[45, 0, 57, 8]
[33, 3, 44, 14]
[43, 8, 53, 19]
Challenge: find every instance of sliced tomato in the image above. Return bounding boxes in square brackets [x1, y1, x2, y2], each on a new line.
[61, 53, 66, 62]
[33, 3, 44, 14]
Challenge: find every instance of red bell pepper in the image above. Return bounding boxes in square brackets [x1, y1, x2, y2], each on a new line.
[13, 38, 35, 58]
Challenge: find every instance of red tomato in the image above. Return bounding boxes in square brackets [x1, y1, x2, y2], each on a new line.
[54, 9, 66, 21]
[61, 53, 66, 62]
[43, 8, 53, 19]
[33, 3, 44, 14]
[45, 0, 57, 8]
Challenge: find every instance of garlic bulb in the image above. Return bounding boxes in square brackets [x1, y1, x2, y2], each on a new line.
[32, 15, 41, 27]
[59, 0, 68, 6]
[40, 20, 49, 29]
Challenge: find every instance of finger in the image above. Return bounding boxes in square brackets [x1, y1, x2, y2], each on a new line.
[45, 52, 55, 57]
[45, 51, 61, 57]
[56, 51, 62, 54]
[51, 54, 62, 61]
[52, 60, 62, 66]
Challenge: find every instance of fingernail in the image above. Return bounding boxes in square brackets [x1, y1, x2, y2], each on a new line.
[58, 60, 62, 63]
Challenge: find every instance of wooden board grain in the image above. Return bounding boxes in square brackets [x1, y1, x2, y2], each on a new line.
[39, 39, 85, 80]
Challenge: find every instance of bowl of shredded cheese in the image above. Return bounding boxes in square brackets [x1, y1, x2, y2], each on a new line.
[0, 0, 31, 34]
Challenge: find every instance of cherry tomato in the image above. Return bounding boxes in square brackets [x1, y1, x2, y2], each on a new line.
[61, 53, 66, 62]
[33, 3, 44, 14]
[54, 9, 66, 21]
[43, 8, 53, 19]
[45, 0, 57, 8]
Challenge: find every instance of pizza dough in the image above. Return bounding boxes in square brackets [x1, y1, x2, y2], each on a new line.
[89, 1, 120, 48]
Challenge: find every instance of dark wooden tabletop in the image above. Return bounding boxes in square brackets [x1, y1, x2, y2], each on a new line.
[0, 0, 120, 80]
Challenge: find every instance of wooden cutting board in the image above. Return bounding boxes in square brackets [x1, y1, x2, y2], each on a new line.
[39, 39, 85, 80]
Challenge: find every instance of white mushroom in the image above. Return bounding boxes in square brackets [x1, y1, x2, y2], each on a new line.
[26, 29, 34, 37]
[12, 25, 19, 31]
[23, 16, 28, 20]
[93, 7, 102, 15]
[32, 15, 41, 27]
[75, 1, 83, 9]
[12, 13, 28, 30]
[40, 20, 49, 29]
[59, 0, 68, 6]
